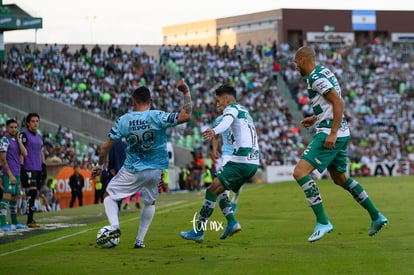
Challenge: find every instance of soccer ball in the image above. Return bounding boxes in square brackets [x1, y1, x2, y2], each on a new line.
[96, 225, 120, 248]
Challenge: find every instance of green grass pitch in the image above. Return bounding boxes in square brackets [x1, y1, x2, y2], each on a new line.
[1, 176, 413, 274]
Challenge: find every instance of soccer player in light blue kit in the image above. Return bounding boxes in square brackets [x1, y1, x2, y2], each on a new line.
[212, 115, 242, 214]
[93, 79, 192, 248]
[293, 46, 387, 242]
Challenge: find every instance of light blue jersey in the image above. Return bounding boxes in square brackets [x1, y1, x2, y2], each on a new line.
[109, 110, 178, 172]
[214, 115, 234, 156]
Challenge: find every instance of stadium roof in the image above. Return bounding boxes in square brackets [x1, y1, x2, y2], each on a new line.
[0, 4, 42, 31]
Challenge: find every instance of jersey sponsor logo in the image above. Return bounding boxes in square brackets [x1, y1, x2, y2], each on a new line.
[129, 119, 151, 131]
[247, 150, 260, 160]
[314, 78, 331, 92]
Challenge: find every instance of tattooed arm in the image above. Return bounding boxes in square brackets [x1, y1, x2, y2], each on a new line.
[176, 79, 193, 124]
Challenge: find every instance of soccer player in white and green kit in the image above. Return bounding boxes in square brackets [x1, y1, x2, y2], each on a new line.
[293, 46, 388, 242]
[180, 84, 260, 243]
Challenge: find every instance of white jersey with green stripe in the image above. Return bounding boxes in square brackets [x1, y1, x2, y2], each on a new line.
[222, 103, 260, 165]
[307, 64, 350, 137]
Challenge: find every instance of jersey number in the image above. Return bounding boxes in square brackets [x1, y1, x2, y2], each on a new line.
[127, 131, 155, 151]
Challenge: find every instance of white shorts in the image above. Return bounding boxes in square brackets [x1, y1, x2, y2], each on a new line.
[106, 167, 162, 205]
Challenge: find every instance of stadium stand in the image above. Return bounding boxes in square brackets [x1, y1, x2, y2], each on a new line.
[1, 42, 413, 170]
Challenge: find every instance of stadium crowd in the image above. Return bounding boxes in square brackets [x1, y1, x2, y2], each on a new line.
[1, 41, 414, 171]
[288, 43, 414, 167]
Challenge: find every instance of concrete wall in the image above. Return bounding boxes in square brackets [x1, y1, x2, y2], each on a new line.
[0, 78, 195, 168]
[0, 78, 112, 144]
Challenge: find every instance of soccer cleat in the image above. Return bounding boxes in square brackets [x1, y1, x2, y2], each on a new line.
[180, 229, 204, 243]
[1, 224, 17, 231]
[27, 221, 41, 228]
[96, 227, 121, 245]
[134, 240, 145, 248]
[220, 221, 241, 240]
[135, 203, 141, 209]
[368, 213, 388, 237]
[14, 223, 28, 229]
[308, 221, 333, 242]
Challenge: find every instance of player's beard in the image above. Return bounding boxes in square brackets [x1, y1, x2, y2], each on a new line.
[299, 67, 307, 77]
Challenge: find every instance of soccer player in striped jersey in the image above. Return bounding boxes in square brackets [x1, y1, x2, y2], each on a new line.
[180, 84, 260, 242]
[212, 114, 242, 214]
[292, 46, 388, 242]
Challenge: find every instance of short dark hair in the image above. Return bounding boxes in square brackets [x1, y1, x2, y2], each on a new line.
[26, 113, 40, 124]
[6, 118, 17, 126]
[215, 84, 236, 98]
[133, 86, 152, 104]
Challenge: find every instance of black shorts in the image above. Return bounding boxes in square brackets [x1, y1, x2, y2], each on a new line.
[21, 170, 42, 189]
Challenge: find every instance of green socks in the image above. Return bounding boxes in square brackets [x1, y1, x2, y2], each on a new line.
[10, 200, 19, 225]
[0, 198, 10, 226]
[297, 176, 380, 223]
[197, 189, 218, 230]
[297, 176, 329, 224]
[342, 178, 379, 220]
[218, 192, 236, 223]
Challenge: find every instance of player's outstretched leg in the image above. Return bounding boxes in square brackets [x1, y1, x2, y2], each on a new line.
[98, 196, 121, 245]
[339, 178, 388, 237]
[217, 191, 241, 240]
[180, 189, 218, 243]
[296, 176, 332, 242]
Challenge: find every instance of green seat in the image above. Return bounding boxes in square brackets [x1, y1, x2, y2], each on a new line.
[176, 138, 185, 146]
[184, 135, 194, 148]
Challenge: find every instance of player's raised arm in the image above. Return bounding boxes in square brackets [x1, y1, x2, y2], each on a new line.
[176, 79, 193, 124]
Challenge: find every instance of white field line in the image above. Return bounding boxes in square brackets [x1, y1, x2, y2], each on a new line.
[0, 200, 199, 257]
[0, 229, 91, 257]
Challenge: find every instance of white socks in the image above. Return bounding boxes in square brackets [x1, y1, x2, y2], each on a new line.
[136, 204, 155, 242]
[104, 196, 120, 229]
